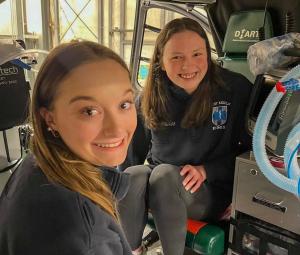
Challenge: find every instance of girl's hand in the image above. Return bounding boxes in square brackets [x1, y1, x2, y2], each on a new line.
[180, 165, 207, 193]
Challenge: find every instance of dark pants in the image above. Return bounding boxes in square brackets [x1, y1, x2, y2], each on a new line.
[118, 164, 231, 255]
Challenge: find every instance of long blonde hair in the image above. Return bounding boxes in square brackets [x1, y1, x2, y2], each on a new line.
[30, 41, 130, 220]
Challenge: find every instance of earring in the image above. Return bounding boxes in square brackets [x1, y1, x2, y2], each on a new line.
[47, 127, 60, 138]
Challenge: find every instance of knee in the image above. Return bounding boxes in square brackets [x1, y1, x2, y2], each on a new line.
[125, 165, 150, 192]
[149, 164, 181, 190]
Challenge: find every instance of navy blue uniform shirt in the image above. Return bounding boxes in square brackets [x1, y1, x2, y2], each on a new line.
[120, 67, 252, 190]
[0, 155, 131, 255]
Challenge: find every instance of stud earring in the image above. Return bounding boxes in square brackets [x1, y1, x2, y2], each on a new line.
[47, 127, 60, 138]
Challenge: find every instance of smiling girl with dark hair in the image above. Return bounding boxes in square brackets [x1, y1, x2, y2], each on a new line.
[119, 18, 252, 255]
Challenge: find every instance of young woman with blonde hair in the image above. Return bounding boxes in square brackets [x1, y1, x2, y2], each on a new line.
[0, 41, 137, 255]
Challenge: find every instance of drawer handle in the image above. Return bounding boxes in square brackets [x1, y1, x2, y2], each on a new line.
[250, 168, 258, 175]
[252, 195, 287, 213]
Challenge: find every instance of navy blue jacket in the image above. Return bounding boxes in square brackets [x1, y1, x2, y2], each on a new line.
[0, 155, 131, 255]
[120, 67, 252, 188]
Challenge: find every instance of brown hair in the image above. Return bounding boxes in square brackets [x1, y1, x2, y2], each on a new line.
[142, 17, 223, 129]
[30, 41, 129, 220]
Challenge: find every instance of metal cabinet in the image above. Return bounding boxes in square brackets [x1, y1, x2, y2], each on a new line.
[228, 151, 300, 255]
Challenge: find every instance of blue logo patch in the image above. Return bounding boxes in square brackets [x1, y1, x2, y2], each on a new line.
[212, 105, 227, 126]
